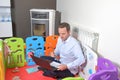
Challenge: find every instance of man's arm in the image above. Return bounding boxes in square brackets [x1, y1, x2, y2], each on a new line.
[67, 44, 85, 70]
[50, 52, 60, 60]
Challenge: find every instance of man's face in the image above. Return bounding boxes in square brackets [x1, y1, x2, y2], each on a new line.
[58, 27, 70, 41]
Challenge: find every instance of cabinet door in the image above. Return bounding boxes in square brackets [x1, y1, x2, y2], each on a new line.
[0, 0, 10, 6]
[0, 0, 12, 37]
[0, 22, 13, 37]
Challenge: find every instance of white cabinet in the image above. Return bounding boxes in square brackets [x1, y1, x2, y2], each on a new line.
[0, 0, 12, 37]
[0, 0, 10, 7]
[30, 9, 56, 36]
[0, 22, 13, 37]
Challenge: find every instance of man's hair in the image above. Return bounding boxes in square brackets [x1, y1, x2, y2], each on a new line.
[58, 22, 70, 31]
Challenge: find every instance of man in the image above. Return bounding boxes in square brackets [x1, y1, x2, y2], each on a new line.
[40, 22, 85, 79]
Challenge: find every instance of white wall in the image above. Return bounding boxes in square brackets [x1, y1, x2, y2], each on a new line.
[57, 0, 120, 65]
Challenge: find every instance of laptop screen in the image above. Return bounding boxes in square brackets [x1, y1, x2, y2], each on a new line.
[31, 55, 54, 70]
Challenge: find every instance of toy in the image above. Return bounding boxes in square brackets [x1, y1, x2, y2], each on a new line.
[89, 57, 119, 80]
[62, 77, 84, 80]
[12, 76, 21, 80]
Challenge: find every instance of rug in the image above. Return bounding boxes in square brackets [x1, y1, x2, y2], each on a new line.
[5, 65, 56, 80]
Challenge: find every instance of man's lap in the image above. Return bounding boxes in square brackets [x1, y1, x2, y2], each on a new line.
[40, 56, 74, 79]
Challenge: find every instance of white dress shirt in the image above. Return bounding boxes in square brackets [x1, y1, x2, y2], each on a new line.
[54, 36, 85, 75]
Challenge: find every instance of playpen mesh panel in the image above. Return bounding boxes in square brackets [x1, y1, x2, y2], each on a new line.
[0, 52, 5, 80]
[79, 45, 98, 80]
[71, 26, 99, 80]
[0, 39, 5, 80]
[4, 37, 25, 68]
[44, 35, 58, 56]
[26, 36, 44, 66]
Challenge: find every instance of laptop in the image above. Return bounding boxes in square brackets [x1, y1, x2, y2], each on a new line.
[31, 55, 61, 71]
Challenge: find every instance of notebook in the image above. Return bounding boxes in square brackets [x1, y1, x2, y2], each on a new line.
[31, 55, 61, 71]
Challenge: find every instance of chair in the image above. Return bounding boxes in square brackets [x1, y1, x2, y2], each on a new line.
[4, 37, 25, 68]
[44, 35, 58, 56]
[89, 57, 119, 80]
[79, 44, 98, 80]
[26, 36, 44, 66]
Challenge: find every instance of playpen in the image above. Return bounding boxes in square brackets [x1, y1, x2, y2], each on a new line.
[0, 26, 119, 80]
[72, 26, 119, 80]
[0, 39, 5, 80]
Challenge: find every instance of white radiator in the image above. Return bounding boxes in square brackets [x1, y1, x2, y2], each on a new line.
[71, 27, 99, 52]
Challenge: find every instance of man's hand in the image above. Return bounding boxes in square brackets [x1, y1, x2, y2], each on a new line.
[50, 52, 60, 60]
[50, 52, 55, 57]
[57, 64, 67, 71]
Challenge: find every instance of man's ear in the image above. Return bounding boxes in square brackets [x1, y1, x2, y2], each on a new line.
[68, 30, 71, 34]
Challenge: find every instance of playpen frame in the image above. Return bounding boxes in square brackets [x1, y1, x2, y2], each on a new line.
[0, 27, 99, 80]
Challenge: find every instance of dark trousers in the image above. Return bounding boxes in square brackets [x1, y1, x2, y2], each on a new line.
[40, 56, 74, 79]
